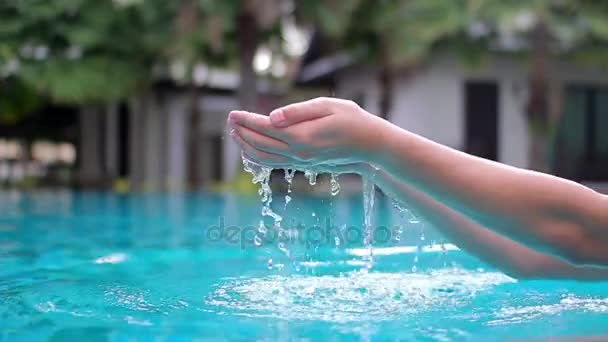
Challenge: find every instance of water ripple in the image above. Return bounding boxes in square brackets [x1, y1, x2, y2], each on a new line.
[206, 268, 514, 323]
[488, 296, 608, 326]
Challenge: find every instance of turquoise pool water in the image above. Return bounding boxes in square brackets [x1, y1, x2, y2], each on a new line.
[1, 191, 607, 341]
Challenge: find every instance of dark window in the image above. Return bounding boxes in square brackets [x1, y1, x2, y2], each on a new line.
[464, 81, 499, 161]
[552, 86, 608, 181]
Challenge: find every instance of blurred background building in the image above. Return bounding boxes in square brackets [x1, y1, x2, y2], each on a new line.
[1, 0, 607, 192]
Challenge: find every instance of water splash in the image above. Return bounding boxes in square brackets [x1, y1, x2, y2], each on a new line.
[242, 155, 272, 202]
[304, 170, 317, 185]
[391, 200, 408, 243]
[206, 268, 514, 323]
[258, 220, 267, 235]
[284, 169, 296, 207]
[362, 176, 375, 269]
[242, 153, 283, 247]
[392, 198, 427, 271]
[243, 156, 374, 266]
[330, 173, 340, 196]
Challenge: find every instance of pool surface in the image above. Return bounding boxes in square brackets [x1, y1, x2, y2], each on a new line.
[1, 191, 607, 341]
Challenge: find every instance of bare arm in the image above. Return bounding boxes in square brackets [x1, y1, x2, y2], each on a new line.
[372, 118, 608, 266]
[364, 165, 608, 281]
[227, 97, 608, 267]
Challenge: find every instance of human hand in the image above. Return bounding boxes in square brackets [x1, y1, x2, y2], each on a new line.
[227, 97, 387, 169]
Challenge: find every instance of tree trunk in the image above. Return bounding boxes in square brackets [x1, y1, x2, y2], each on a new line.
[104, 102, 119, 182]
[78, 105, 104, 188]
[527, 22, 550, 172]
[128, 94, 147, 191]
[166, 93, 188, 192]
[378, 62, 394, 120]
[223, 12, 261, 181]
[237, 12, 259, 114]
[144, 92, 164, 191]
[378, 43, 395, 120]
[187, 85, 203, 190]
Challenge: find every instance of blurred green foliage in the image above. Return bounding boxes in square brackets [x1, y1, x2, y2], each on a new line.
[1, 0, 608, 123]
[0, 0, 178, 105]
[0, 77, 40, 124]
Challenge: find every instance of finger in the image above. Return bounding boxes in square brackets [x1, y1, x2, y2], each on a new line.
[232, 124, 289, 155]
[269, 97, 334, 128]
[228, 110, 283, 139]
[231, 130, 291, 167]
[312, 163, 366, 175]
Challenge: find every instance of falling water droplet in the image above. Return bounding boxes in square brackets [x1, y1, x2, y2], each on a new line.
[284, 169, 295, 207]
[362, 176, 375, 268]
[278, 242, 290, 257]
[304, 170, 317, 185]
[258, 220, 267, 235]
[330, 173, 340, 196]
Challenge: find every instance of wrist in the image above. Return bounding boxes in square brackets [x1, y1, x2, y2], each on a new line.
[357, 114, 394, 166]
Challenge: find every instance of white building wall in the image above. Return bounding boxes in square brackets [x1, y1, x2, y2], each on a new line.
[335, 56, 530, 168]
[390, 60, 464, 150]
[335, 55, 608, 170]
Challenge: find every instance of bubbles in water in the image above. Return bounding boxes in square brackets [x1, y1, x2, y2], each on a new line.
[330, 173, 340, 196]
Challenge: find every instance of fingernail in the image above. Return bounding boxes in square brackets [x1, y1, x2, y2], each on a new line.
[269, 109, 286, 127]
[228, 111, 241, 124]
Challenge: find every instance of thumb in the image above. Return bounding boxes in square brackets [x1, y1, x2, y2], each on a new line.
[269, 97, 333, 128]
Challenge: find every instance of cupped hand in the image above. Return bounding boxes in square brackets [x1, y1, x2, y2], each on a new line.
[227, 97, 386, 169]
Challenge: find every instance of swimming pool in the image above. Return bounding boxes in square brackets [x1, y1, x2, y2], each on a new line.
[1, 191, 607, 340]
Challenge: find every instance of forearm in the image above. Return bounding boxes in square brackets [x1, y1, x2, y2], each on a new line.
[367, 117, 608, 265]
[367, 166, 608, 281]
